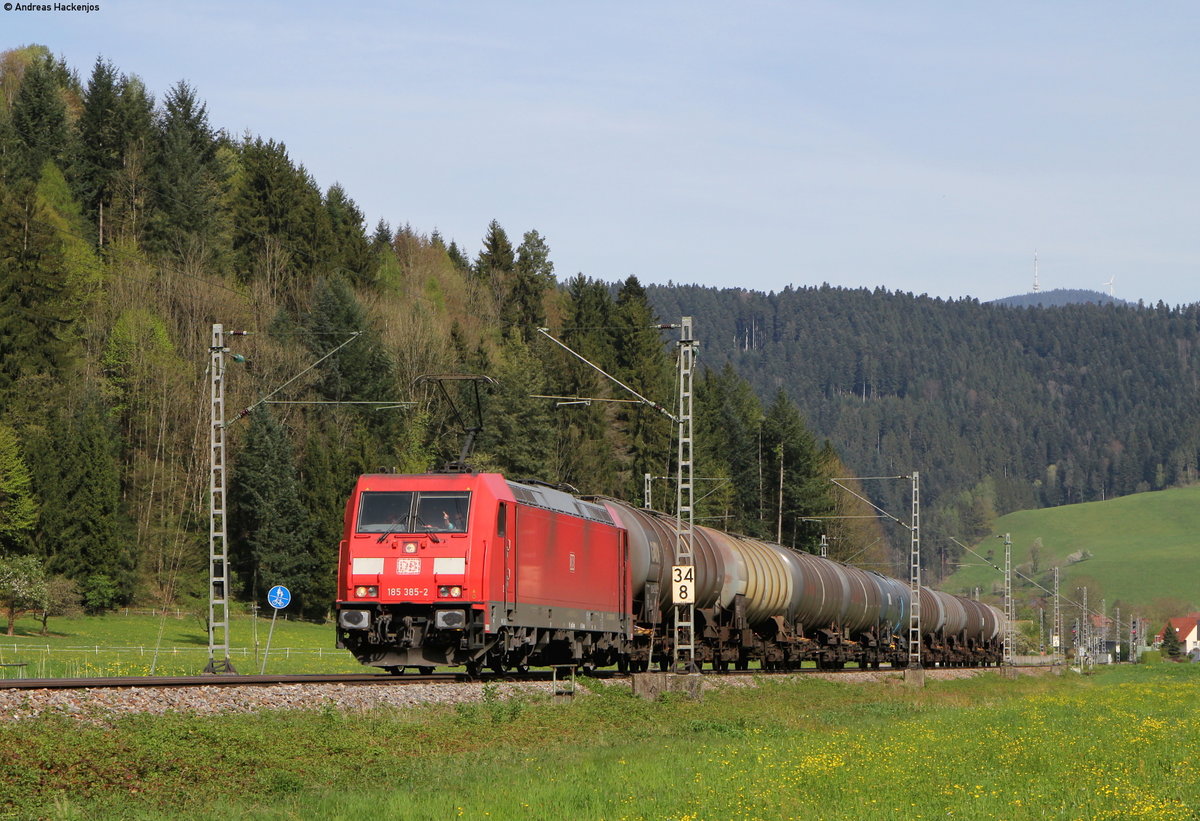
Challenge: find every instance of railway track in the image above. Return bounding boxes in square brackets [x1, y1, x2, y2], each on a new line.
[0, 672, 460, 691]
[0, 663, 1032, 691]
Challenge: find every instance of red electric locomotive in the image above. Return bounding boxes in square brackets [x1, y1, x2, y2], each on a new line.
[335, 472, 631, 675]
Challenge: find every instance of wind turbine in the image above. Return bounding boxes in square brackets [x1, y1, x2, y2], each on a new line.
[1103, 275, 1115, 297]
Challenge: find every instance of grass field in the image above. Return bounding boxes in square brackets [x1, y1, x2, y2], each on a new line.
[2, 664, 1197, 820]
[940, 484, 1200, 614]
[0, 610, 363, 678]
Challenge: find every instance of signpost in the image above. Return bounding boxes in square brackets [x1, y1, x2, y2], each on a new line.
[260, 585, 291, 674]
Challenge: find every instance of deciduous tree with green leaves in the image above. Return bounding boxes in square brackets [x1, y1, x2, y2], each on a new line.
[0, 424, 36, 554]
[0, 553, 47, 635]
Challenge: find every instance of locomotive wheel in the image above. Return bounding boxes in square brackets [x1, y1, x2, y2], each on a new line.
[465, 661, 483, 679]
[418, 666, 435, 675]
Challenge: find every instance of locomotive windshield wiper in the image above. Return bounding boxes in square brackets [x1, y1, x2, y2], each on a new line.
[414, 515, 442, 544]
[376, 519, 406, 543]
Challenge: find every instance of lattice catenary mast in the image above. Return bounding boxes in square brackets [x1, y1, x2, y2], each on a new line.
[908, 472, 921, 668]
[672, 318, 697, 673]
[205, 324, 242, 674]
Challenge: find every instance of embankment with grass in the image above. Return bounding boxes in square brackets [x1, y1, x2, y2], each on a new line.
[3, 665, 1197, 820]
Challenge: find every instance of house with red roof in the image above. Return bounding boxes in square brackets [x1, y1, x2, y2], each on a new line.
[1155, 614, 1200, 655]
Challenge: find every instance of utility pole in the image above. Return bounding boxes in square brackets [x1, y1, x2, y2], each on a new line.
[205, 324, 242, 674]
[908, 472, 921, 668]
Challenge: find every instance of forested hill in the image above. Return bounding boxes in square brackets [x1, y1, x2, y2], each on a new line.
[989, 288, 1131, 308]
[0, 47, 887, 619]
[647, 284, 1200, 571]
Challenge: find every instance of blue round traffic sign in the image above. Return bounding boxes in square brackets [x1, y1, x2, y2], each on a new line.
[267, 585, 291, 609]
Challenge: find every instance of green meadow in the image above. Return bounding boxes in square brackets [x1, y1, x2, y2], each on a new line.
[0, 610, 362, 678]
[2, 664, 1197, 820]
[941, 484, 1200, 612]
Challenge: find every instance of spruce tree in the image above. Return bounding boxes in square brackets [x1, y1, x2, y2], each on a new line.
[73, 58, 122, 244]
[761, 389, 833, 551]
[324, 183, 374, 285]
[9, 55, 68, 181]
[504, 229, 555, 337]
[611, 276, 673, 502]
[0, 181, 75, 394]
[302, 276, 395, 404]
[228, 407, 317, 611]
[148, 80, 222, 256]
[29, 398, 131, 600]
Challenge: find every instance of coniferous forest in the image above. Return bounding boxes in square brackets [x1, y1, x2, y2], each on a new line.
[3, 47, 1198, 622]
[0, 48, 877, 621]
[647, 284, 1200, 577]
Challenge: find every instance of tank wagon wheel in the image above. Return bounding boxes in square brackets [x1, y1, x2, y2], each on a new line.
[418, 666, 435, 675]
[386, 666, 405, 676]
[465, 661, 483, 679]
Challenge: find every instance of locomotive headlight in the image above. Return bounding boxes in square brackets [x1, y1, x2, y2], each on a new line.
[403, 542, 418, 554]
[353, 585, 379, 598]
[338, 609, 371, 630]
[437, 585, 463, 598]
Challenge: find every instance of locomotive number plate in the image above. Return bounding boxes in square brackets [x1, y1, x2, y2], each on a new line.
[396, 558, 421, 575]
[672, 565, 695, 604]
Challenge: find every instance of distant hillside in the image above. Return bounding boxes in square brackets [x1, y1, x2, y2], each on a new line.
[646, 283, 1200, 576]
[939, 485, 1200, 623]
[990, 288, 1132, 309]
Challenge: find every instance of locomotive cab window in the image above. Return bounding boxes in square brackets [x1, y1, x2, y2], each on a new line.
[356, 491, 471, 534]
[416, 492, 470, 532]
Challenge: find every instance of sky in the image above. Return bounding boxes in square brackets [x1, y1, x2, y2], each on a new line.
[7, 1, 1199, 306]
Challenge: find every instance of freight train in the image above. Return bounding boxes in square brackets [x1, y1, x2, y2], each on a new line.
[335, 472, 1004, 674]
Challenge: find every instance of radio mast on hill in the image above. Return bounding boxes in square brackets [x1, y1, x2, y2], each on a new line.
[1033, 250, 1041, 293]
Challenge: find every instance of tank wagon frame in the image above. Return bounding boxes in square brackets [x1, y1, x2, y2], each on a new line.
[335, 472, 1004, 674]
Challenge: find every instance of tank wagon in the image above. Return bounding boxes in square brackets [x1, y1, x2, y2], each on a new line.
[335, 472, 1004, 674]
